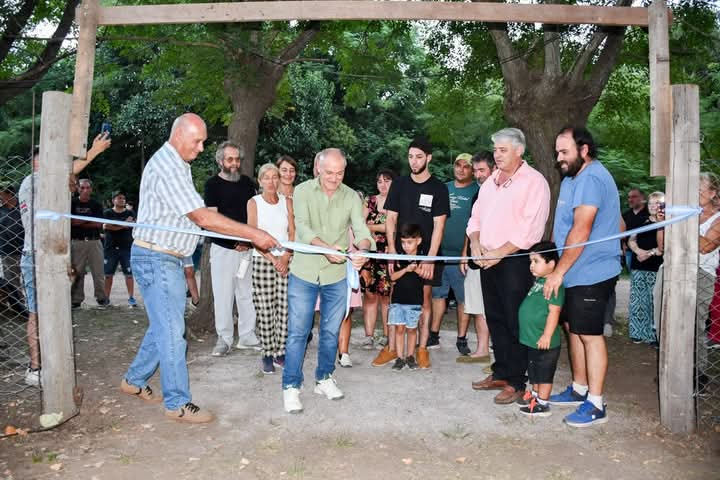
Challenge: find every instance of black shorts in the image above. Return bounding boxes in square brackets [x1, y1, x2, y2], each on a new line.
[104, 247, 132, 276]
[422, 262, 444, 287]
[561, 276, 618, 335]
[527, 346, 561, 384]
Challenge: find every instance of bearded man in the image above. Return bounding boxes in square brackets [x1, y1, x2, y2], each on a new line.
[204, 141, 261, 356]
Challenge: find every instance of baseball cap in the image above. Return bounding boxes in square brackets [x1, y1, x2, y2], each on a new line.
[454, 153, 473, 167]
[112, 190, 126, 199]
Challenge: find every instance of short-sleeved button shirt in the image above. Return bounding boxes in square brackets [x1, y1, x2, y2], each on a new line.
[132, 142, 205, 257]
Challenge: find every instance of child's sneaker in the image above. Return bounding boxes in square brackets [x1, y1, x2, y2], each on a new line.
[564, 400, 608, 427]
[519, 397, 552, 417]
[516, 390, 535, 406]
[456, 336, 471, 356]
[549, 385, 587, 406]
[338, 353, 353, 368]
[405, 355, 419, 370]
[391, 358, 406, 371]
[128, 296, 138, 307]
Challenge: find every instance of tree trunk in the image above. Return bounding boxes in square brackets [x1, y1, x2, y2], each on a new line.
[186, 243, 214, 334]
[502, 76, 597, 236]
[226, 73, 283, 177]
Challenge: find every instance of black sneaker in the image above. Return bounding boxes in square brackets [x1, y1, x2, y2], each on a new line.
[71, 302, 82, 309]
[97, 298, 110, 308]
[426, 335, 440, 350]
[405, 355, 419, 370]
[519, 399, 552, 418]
[391, 358, 406, 371]
[456, 337, 471, 356]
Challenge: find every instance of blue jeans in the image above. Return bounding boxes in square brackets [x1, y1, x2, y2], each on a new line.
[282, 274, 347, 389]
[125, 245, 190, 410]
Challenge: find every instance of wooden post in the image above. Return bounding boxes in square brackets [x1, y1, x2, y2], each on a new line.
[649, 0, 671, 176]
[36, 92, 77, 418]
[69, 0, 99, 158]
[659, 84, 700, 434]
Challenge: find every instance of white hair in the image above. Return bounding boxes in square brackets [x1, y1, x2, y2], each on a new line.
[491, 128, 526, 149]
[317, 148, 347, 169]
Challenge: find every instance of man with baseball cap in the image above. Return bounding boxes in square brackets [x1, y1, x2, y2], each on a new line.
[429, 153, 479, 354]
[103, 190, 136, 307]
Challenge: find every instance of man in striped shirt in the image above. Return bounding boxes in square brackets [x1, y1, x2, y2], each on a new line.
[121, 113, 279, 424]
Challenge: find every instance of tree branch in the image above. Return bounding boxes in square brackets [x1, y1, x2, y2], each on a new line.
[569, 0, 632, 84]
[277, 24, 320, 64]
[0, 0, 38, 63]
[587, 25, 627, 95]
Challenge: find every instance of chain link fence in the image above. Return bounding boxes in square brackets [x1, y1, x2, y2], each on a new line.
[0, 152, 40, 431]
[698, 263, 720, 432]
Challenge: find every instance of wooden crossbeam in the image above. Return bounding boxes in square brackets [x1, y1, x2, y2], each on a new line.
[97, 1, 653, 27]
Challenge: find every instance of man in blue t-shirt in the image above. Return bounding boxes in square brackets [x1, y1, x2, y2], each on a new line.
[429, 153, 478, 354]
[544, 126, 621, 428]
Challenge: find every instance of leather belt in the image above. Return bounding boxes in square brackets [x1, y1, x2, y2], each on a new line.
[133, 239, 184, 259]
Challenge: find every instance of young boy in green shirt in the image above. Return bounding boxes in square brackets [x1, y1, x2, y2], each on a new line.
[518, 241, 564, 417]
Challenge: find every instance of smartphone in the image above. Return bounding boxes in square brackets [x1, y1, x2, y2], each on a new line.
[101, 122, 112, 136]
[658, 202, 666, 213]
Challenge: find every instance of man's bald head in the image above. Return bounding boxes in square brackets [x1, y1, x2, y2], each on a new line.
[169, 113, 207, 163]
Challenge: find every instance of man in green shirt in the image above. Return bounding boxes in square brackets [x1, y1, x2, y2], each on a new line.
[282, 148, 374, 414]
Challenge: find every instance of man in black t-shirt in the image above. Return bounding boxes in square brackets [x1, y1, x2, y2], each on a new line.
[103, 191, 136, 307]
[372, 137, 449, 370]
[621, 188, 649, 271]
[70, 179, 108, 308]
[204, 141, 259, 356]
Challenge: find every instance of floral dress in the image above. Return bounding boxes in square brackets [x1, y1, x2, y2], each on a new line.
[361, 195, 392, 296]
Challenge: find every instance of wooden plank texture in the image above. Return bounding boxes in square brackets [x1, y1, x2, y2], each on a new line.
[649, 0, 671, 176]
[69, 0, 99, 158]
[97, 1, 651, 26]
[36, 91, 78, 418]
[659, 84, 700, 434]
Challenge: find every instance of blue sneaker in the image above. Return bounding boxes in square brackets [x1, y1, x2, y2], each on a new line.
[128, 297, 138, 307]
[564, 400, 608, 427]
[549, 385, 587, 406]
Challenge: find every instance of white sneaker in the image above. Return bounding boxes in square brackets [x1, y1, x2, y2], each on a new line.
[236, 333, 262, 351]
[212, 338, 231, 356]
[338, 353, 353, 368]
[24, 368, 40, 387]
[283, 387, 303, 413]
[314, 376, 344, 400]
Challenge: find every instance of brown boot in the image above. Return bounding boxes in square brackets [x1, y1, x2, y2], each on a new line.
[120, 378, 163, 404]
[371, 346, 398, 367]
[165, 402, 215, 424]
[416, 347, 431, 369]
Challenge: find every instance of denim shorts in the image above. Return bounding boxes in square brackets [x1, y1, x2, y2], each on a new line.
[431, 263, 465, 303]
[104, 247, 132, 276]
[20, 253, 36, 314]
[388, 303, 421, 329]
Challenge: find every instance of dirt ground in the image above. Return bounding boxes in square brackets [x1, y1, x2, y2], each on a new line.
[1, 276, 719, 480]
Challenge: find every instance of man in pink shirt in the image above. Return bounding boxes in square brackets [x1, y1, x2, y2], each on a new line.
[466, 128, 550, 405]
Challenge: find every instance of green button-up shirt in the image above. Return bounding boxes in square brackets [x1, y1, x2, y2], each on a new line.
[290, 177, 375, 285]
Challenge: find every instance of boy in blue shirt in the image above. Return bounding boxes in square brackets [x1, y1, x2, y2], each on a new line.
[518, 241, 564, 417]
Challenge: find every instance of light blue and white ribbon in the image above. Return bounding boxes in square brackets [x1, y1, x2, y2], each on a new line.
[36, 205, 701, 318]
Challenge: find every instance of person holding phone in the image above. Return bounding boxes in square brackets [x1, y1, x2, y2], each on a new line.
[627, 191, 665, 346]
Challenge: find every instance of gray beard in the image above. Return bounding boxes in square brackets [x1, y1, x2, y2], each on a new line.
[219, 170, 241, 182]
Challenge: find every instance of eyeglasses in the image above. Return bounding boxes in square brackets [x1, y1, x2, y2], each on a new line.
[494, 177, 513, 189]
